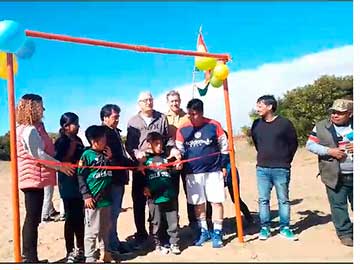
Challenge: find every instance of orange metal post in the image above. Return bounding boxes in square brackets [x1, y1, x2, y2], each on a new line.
[6, 53, 22, 262]
[223, 79, 244, 242]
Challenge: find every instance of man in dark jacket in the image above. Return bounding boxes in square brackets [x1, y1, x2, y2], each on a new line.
[251, 95, 298, 241]
[306, 99, 353, 247]
[100, 104, 136, 256]
[126, 92, 180, 249]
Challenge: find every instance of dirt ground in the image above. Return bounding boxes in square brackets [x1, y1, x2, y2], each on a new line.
[0, 139, 353, 263]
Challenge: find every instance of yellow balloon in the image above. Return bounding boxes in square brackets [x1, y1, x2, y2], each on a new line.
[210, 75, 223, 88]
[195, 56, 216, 71]
[0, 51, 18, 80]
[213, 62, 229, 80]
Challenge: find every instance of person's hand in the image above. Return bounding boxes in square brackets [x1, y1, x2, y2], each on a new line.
[222, 168, 227, 178]
[167, 147, 181, 161]
[327, 148, 347, 160]
[84, 197, 96, 209]
[59, 164, 75, 176]
[143, 187, 151, 198]
[135, 151, 147, 163]
[137, 164, 146, 175]
[103, 146, 112, 160]
[175, 162, 183, 170]
[345, 142, 353, 154]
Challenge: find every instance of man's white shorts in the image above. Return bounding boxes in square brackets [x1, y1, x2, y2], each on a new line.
[185, 171, 226, 205]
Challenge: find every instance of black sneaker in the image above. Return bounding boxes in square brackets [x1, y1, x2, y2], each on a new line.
[128, 235, 148, 250]
[117, 242, 134, 255]
[74, 248, 85, 263]
[50, 210, 60, 217]
[42, 216, 55, 223]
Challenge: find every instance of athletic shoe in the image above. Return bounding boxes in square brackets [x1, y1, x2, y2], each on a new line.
[211, 229, 223, 248]
[279, 226, 298, 241]
[194, 228, 211, 246]
[170, 244, 181, 255]
[258, 226, 271, 240]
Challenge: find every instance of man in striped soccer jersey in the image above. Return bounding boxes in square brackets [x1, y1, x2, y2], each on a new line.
[306, 99, 353, 247]
[176, 98, 229, 248]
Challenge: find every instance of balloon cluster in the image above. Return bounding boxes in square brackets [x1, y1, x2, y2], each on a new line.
[194, 46, 229, 88]
[0, 20, 36, 80]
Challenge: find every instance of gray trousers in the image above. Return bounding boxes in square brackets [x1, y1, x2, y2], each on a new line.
[84, 206, 111, 262]
[148, 199, 179, 245]
[41, 185, 56, 219]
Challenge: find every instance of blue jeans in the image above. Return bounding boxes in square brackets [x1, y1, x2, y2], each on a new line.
[108, 184, 125, 251]
[256, 167, 290, 229]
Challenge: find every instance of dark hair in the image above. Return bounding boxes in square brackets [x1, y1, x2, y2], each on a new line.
[59, 112, 79, 136]
[100, 104, 120, 121]
[21, 93, 42, 102]
[146, 132, 163, 143]
[257, 95, 277, 112]
[187, 98, 203, 113]
[85, 125, 106, 145]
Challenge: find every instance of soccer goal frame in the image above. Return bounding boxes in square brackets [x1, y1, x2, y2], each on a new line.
[5, 29, 244, 262]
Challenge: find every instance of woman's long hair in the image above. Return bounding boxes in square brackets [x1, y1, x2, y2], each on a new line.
[16, 94, 43, 125]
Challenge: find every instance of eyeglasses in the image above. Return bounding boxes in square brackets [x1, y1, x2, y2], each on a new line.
[331, 110, 347, 115]
[139, 98, 153, 103]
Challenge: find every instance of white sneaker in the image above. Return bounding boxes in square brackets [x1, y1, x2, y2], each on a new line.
[170, 244, 181, 255]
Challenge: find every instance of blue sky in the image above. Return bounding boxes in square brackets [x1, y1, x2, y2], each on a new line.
[0, 1, 353, 135]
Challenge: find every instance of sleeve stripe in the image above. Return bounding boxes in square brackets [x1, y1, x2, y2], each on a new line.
[308, 135, 320, 143]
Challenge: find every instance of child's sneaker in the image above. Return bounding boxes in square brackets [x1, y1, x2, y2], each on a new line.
[194, 228, 211, 246]
[74, 248, 85, 263]
[66, 250, 76, 263]
[258, 227, 271, 240]
[280, 226, 298, 241]
[211, 229, 223, 248]
[156, 244, 170, 255]
[170, 244, 181, 255]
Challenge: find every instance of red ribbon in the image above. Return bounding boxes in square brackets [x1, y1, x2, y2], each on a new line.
[17, 152, 221, 170]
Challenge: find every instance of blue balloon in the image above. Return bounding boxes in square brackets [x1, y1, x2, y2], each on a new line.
[16, 39, 36, 59]
[0, 20, 26, 53]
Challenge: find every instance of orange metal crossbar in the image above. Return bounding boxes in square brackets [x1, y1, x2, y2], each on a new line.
[25, 30, 231, 62]
[8, 29, 243, 263]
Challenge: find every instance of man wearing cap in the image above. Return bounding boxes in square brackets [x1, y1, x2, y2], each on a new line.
[306, 99, 353, 247]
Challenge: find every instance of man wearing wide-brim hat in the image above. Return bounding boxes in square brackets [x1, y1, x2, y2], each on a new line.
[306, 98, 353, 247]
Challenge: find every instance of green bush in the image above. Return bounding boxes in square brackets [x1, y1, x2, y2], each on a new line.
[0, 132, 10, 161]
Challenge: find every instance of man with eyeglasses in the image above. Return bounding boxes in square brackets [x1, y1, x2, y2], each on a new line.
[126, 91, 180, 250]
[306, 99, 353, 247]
